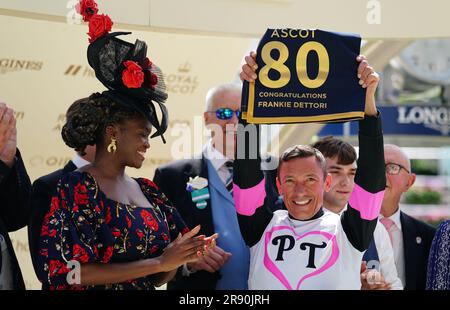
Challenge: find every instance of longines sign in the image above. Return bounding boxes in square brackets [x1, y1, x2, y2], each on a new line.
[319, 105, 450, 137]
[0, 58, 43, 74]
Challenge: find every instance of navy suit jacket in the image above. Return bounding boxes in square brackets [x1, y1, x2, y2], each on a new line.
[28, 160, 77, 280]
[0, 149, 31, 290]
[153, 155, 280, 290]
[400, 211, 436, 290]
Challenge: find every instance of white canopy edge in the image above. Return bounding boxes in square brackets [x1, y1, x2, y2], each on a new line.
[1, 0, 449, 39]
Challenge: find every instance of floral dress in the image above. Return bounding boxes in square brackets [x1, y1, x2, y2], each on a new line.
[426, 220, 450, 290]
[37, 171, 189, 290]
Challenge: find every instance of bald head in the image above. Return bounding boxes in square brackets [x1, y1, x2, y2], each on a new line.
[381, 144, 416, 217]
[384, 144, 411, 171]
[205, 83, 241, 112]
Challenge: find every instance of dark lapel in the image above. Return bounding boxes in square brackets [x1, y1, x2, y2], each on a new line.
[63, 160, 77, 174]
[182, 156, 215, 236]
[400, 211, 418, 290]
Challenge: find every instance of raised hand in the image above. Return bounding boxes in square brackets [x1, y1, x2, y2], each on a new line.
[356, 55, 380, 117]
[240, 51, 258, 83]
[0, 102, 17, 167]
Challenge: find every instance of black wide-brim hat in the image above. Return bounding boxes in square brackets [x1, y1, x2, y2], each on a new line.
[87, 31, 169, 143]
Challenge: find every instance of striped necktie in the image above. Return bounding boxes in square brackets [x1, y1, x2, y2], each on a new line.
[224, 161, 234, 196]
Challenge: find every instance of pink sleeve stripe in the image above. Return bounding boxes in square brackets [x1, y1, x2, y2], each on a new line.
[233, 178, 267, 216]
[348, 184, 385, 220]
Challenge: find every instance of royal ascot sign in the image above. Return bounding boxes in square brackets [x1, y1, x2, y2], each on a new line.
[242, 29, 365, 124]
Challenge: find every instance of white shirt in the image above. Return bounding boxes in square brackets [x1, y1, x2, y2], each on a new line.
[380, 208, 405, 287]
[373, 221, 404, 289]
[72, 153, 91, 169]
[0, 234, 13, 290]
[330, 206, 403, 290]
[203, 140, 232, 184]
[249, 210, 364, 290]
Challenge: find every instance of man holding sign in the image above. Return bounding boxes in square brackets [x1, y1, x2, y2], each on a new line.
[235, 42, 384, 289]
[241, 29, 367, 124]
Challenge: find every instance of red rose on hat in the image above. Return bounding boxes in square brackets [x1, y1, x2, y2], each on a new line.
[122, 61, 145, 88]
[149, 72, 158, 87]
[143, 57, 153, 69]
[76, 0, 99, 22]
[87, 14, 113, 43]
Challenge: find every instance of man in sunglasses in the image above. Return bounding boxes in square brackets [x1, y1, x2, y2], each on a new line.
[153, 83, 279, 290]
[380, 144, 436, 290]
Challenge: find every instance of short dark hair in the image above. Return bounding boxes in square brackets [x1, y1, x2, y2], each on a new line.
[312, 136, 356, 165]
[278, 145, 327, 180]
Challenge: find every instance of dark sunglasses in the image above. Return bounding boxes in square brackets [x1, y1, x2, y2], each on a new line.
[207, 108, 241, 120]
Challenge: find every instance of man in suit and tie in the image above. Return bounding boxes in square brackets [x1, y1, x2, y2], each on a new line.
[380, 144, 436, 290]
[0, 102, 31, 290]
[28, 99, 96, 280]
[154, 83, 279, 290]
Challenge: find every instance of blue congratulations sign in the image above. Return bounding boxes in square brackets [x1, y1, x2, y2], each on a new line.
[242, 29, 365, 124]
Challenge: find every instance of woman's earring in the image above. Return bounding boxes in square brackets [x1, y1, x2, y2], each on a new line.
[107, 137, 117, 154]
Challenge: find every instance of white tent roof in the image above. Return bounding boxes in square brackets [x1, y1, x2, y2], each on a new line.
[1, 0, 449, 38]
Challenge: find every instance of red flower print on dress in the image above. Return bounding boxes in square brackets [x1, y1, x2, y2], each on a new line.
[181, 227, 190, 235]
[73, 244, 91, 263]
[142, 178, 158, 190]
[154, 198, 164, 206]
[40, 224, 49, 237]
[161, 232, 169, 242]
[111, 228, 121, 238]
[105, 207, 112, 224]
[140, 209, 159, 231]
[149, 245, 159, 254]
[48, 260, 70, 277]
[135, 229, 144, 239]
[102, 246, 114, 262]
[126, 216, 132, 229]
[74, 183, 89, 205]
[50, 196, 60, 213]
[62, 199, 69, 210]
[60, 188, 66, 199]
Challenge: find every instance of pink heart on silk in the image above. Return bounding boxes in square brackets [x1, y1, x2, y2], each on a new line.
[263, 226, 340, 290]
